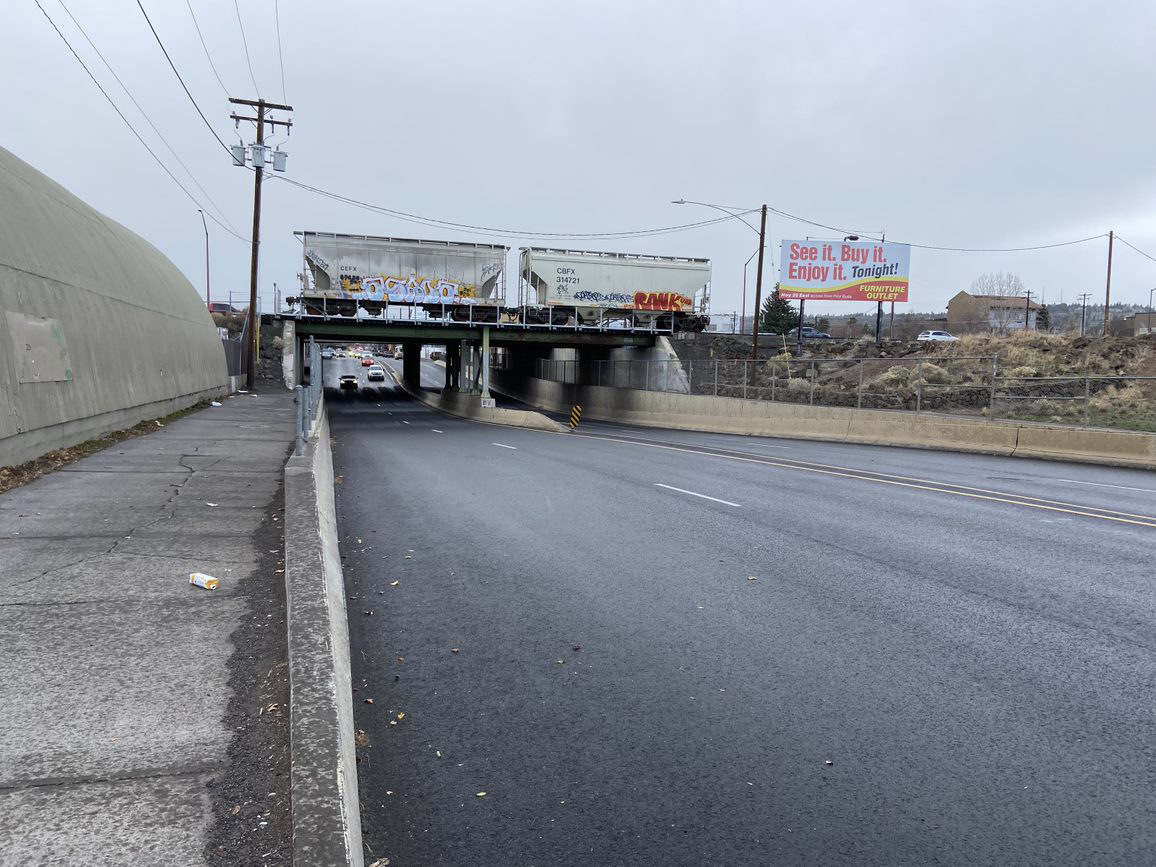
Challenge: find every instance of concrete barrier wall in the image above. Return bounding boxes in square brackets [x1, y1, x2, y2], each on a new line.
[491, 370, 1156, 470]
[386, 365, 565, 432]
[0, 146, 228, 466]
[284, 401, 364, 867]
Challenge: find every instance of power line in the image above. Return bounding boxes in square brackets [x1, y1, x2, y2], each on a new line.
[272, 176, 754, 241]
[56, 0, 244, 239]
[1115, 235, 1156, 266]
[33, 0, 248, 243]
[274, 0, 287, 101]
[901, 234, 1108, 253]
[185, 0, 230, 97]
[232, 0, 261, 96]
[135, 0, 234, 159]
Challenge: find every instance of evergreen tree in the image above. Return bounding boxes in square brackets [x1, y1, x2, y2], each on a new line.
[1037, 304, 1051, 331]
[816, 316, 831, 334]
[761, 286, 799, 334]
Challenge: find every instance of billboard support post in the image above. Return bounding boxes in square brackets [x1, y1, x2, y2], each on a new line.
[796, 299, 805, 355]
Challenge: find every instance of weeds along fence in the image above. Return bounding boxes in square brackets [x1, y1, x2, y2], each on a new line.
[533, 355, 1156, 431]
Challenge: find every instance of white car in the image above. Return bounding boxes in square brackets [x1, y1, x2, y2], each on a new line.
[366, 364, 386, 382]
[917, 330, 959, 342]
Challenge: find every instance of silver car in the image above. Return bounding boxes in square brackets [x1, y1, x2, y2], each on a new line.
[917, 330, 959, 342]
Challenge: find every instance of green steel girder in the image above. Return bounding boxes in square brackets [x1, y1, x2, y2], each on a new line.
[286, 317, 657, 348]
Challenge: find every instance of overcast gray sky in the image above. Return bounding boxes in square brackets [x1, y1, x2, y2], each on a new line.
[6, 0, 1156, 319]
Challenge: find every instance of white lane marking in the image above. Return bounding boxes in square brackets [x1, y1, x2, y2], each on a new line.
[654, 483, 742, 508]
[402, 420, 410, 425]
[432, 429, 444, 434]
[492, 442, 517, 450]
[1057, 478, 1156, 494]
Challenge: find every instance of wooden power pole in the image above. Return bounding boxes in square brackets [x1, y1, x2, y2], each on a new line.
[229, 97, 293, 389]
[1103, 230, 1114, 337]
[750, 204, 768, 360]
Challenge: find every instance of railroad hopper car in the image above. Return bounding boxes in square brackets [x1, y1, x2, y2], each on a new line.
[289, 231, 711, 331]
[292, 231, 508, 321]
[518, 247, 710, 331]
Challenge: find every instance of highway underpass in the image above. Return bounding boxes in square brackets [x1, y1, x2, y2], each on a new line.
[321, 355, 1156, 867]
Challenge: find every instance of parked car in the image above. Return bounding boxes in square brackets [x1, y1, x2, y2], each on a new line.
[366, 364, 386, 382]
[917, 330, 959, 342]
[208, 302, 241, 314]
[339, 374, 358, 390]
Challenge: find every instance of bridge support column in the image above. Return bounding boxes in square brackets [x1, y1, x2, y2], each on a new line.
[481, 327, 491, 398]
[577, 346, 612, 386]
[402, 343, 421, 390]
[445, 341, 461, 391]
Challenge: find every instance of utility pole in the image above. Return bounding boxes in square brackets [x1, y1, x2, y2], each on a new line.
[750, 204, 768, 360]
[197, 209, 210, 309]
[1103, 230, 1114, 337]
[229, 97, 293, 390]
[1078, 292, 1092, 336]
[1024, 290, 1033, 331]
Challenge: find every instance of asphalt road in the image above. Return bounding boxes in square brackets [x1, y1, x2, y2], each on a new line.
[325, 360, 1156, 866]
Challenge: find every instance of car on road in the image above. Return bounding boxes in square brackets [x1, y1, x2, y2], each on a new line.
[786, 327, 831, 339]
[917, 330, 959, 342]
[361, 356, 374, 366]
[393, 348, 403, 359]
[339, 374, 358, 390]
[321, 348, 335, 359]
[361, 351, 374, 359]
[366, 364, 386, 382]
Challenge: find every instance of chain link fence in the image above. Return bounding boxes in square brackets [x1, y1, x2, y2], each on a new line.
[533, 354, 1156, 431]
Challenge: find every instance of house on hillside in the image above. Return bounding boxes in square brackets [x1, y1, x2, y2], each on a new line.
[947, 291, 1040, 334]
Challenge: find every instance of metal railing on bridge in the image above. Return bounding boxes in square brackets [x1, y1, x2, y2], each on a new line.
[282, 300, 682, 334]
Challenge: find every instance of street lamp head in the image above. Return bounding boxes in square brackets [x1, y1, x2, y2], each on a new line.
[671, 199, 686, 205]
[844, 234, 859, 241]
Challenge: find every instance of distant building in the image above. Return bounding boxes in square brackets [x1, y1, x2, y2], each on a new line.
[947, 291, 1040, 334]
[1112, 313, 1156, 337]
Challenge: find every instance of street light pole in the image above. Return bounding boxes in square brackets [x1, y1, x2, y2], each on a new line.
[741, 246, 759, 335]
[198, 209, 210, 309]
[671, 199, 765, 358]
[1148, 287, 1155, 336]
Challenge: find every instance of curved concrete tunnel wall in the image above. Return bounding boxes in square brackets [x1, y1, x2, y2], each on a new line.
[0, 146, 228, 466]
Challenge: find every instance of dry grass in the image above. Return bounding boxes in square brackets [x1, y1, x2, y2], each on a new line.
[0, 401, 209, 494]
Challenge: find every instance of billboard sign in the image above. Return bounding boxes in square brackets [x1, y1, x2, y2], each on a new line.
[779, 240, 911, 302]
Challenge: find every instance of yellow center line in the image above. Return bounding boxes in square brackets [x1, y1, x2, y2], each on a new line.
[563, 431, 1156, 529]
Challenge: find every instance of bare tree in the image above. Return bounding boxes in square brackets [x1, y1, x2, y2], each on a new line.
[970, 272, 1026, 333]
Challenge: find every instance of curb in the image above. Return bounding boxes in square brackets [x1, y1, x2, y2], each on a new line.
[283, 397, 364, 867]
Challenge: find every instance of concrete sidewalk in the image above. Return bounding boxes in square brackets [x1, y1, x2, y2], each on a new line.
[0, 391, 295, 866]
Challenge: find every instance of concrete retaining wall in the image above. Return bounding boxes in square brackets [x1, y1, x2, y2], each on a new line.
[491, 370, 1156, 470]
[283, 400, 363, 867]
[0, 146, 228, 467]
[387, 366, 565, 432]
